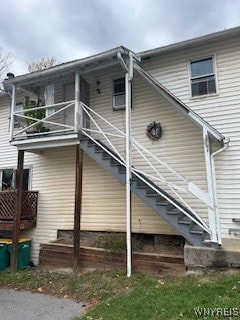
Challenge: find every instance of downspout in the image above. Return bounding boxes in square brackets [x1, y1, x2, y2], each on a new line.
[210, 137, 230, 245]
[74, 72, 81, 132]
[117, 52, 132, 277]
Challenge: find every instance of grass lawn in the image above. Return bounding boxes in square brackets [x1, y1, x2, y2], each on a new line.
[0, 268, 240, 319]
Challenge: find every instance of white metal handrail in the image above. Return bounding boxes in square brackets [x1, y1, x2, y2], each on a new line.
[81, 103, 126, 162]
[10, 97, 211, 233]
[80, 102, 211, 233]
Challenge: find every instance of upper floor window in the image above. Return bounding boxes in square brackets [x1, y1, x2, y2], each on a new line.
[14, 103, 23, 129]
[113, 78, 125, 110]
[45, 83, 55, 116]
[190, 57, 216, 97]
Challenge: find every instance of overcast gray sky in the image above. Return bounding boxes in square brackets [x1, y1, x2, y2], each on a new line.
[1, 0, 240, 76]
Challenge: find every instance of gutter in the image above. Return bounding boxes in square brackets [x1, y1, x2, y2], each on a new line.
[4, 46, 130, 86]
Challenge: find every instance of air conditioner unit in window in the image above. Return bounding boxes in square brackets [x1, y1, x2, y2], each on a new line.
[113, 94, 125, 110]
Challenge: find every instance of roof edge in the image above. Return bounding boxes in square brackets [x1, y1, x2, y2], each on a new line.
[5, 46, 131, 85]
[138, 26, 240, 58]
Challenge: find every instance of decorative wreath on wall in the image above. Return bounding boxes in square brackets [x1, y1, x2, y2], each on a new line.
[146, 121, 162, 141]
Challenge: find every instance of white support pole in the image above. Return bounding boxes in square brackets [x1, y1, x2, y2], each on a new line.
[203, 128, 218, 243]
[210, 138, 229, 245]
[125, 58, 132, 277]
[9, 84, 16, 142]
[75, 72, 81, 132]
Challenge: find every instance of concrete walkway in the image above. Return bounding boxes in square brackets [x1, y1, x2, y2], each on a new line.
[0, 289, 84, 320]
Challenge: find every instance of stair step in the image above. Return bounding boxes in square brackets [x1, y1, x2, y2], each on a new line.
[203, 233, 211, 241]
[202, 240, 211, 247]
[167, 210, 179, 215]
[145, 190, 158, 197]
[190, 226, 204, 235]
[190, 230, 203, 235]
[166, 204, 179, 215]
[135, 179, 146, 186]
[136, 185, 147, 189]
[118, 166, 126, 173]
[178, 214, 191, 225]
[156, 200, 168, 206]
[95, 146, 103, 153]
[110, 159, 120, 166]
[80, 135, 212, 248]
[87, 140, 96, 147]
[102, 152, 111, 160]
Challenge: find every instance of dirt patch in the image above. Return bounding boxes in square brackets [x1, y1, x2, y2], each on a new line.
[54, 231, 184, 256]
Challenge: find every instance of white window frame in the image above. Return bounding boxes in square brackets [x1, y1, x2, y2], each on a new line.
[45, 83, 55, 116]
[188, 55, 218, 98]
[13, 102, 24, 129]
[0, 167, 32, 191]
[113, 77, 126, 110]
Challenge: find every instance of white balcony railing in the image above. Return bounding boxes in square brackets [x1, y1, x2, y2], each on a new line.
[10, 100, 78, 141]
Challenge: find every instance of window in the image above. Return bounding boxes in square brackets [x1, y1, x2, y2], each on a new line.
[45, 84, 55, 116]
[14, 103, 24, 129]
[113, 78, 125, 110]
[190, 57, 216, 97]
[0, 169, 30, 191]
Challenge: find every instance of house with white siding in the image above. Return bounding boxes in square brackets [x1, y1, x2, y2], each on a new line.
[1, 26, 240, 273]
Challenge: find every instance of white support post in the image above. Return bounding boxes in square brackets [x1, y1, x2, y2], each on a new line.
[203, 128, 218, 243]
[74, 72, 81, 132]
[210, 139, 229, 245]
[126, 55, 133, 277]
[9, 84, 16, 141]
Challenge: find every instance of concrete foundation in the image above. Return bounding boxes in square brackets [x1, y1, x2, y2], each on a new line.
[184, 238, 240, 270]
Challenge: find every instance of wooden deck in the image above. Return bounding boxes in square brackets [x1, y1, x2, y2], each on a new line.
[0, 191, 38, 230]
[39, 243, 186, 276]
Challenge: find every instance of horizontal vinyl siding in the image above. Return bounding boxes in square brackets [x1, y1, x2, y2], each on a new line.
[3, 33, 239, 261]
[81, 154, 175, 234]
[142, 34, 240, 238]
[88, 66, 208, 223]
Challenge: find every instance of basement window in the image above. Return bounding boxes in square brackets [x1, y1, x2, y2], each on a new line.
[0, 168, 30, 191]
[190, 57, 216, 97]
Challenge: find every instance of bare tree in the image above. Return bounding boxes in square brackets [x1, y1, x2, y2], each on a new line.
[27, 57, 56, 73]
[0, 47, 13, 83]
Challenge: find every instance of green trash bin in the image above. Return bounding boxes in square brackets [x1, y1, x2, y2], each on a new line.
[8, 238, 32, 270]
[0, 239, 11, 271]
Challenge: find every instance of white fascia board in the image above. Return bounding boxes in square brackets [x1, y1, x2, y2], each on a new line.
[5, 46, 131, 86]
[188, 112, 223, 142]
[11, 134, 79, 151]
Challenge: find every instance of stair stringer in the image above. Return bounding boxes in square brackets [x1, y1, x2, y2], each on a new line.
[80, 136, 215, 248]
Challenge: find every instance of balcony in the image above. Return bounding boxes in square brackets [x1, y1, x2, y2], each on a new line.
[8, 71, 91, 151]
[0, 191, 38, 230]
[10, 99, 82, 151]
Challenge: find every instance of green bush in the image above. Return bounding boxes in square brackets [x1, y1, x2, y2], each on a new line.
[24, 96, 45, 132]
